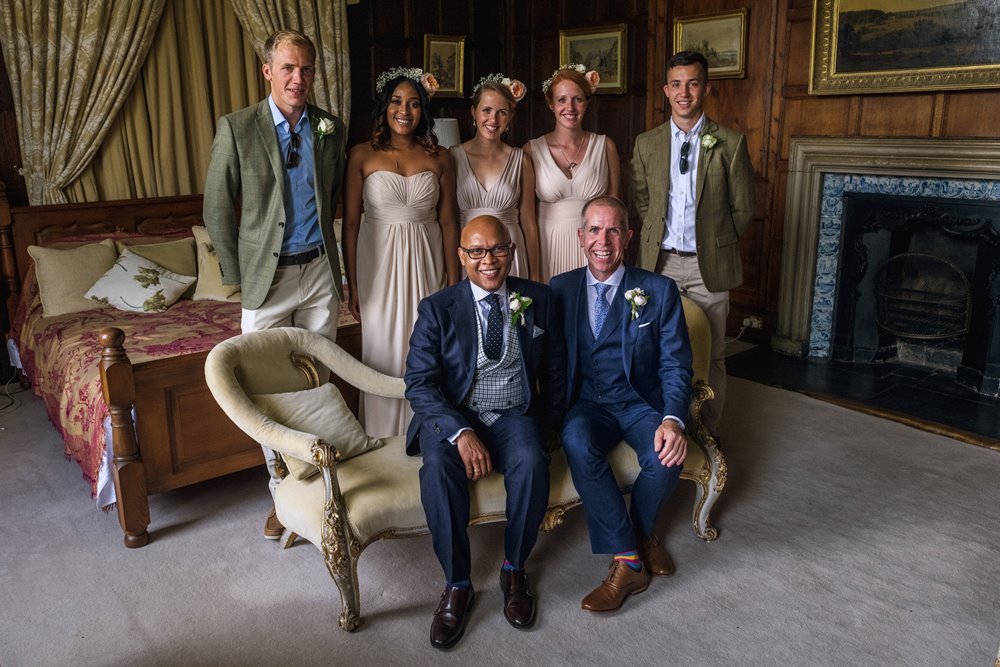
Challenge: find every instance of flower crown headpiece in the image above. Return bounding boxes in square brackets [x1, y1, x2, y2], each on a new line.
[376, 66, 440, 98]
[472, 73, 527, 102]
[541, 63, 600, 95]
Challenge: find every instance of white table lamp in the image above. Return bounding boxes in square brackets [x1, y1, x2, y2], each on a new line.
[435, 118, 461, 148]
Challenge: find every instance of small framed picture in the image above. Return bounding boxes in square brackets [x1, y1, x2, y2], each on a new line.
[559, 24, 628, 95]
[673, 9, 749, 80]
[423, 34, 465, 98]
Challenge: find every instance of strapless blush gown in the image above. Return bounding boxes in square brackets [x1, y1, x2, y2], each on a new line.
[357, 170, 446, 437]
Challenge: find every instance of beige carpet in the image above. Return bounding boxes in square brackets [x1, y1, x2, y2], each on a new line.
[1, 377, 998, 666]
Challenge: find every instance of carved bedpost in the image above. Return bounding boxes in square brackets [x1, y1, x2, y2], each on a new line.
[0, 185, 20, 333]
[99, 327, 151, 548]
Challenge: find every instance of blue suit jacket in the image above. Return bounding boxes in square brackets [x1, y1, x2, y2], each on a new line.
[404, 276, 566, 455]
[550, 265, 693, 421]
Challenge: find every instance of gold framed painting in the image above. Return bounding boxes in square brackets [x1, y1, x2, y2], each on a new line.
[423, 34, 465, 98]
[558, 24, 628, 94]
[672, 9, 748, 80]
[810, 0, 1000, 95]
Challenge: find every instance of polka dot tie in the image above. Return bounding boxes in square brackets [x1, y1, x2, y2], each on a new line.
[484, 293, 503, 360]
[593, 283, 610, 337]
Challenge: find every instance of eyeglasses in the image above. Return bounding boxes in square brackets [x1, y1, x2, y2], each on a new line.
[679, 139, 691, 175]
[286, 131, 301, 169]
[460, 244, 512, 259]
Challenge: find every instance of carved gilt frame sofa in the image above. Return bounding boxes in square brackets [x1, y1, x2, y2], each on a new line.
[204, 297, 726, 631]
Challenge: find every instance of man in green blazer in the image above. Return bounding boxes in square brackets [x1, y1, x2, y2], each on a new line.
[203, 29, 347, 539]
[630, 50, 754, 432]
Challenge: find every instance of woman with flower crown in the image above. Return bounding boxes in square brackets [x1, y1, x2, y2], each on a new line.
[523, 64, 620, 282]
[343, 66, 460, 437]
[452, 74, 541, 281]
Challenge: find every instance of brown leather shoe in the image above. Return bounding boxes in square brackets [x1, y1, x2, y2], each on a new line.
[499, 567, 536, 629]
[581, 559, 650, 612]
[263, 507, 284, 540]
[430, 585, 475, 650]
[637, 534, 676, 576]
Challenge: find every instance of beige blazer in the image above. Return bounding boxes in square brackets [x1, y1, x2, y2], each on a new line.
[630, 116, 755, 293]
[203, 100, 347, 310]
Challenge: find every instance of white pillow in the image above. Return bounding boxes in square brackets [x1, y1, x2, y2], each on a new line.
[190, 226, 241, 302]
[84, 248, 196, 313]
[251, 384, 383, 480]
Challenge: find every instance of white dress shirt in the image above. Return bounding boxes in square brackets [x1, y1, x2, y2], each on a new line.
[661, 114, 705, 253]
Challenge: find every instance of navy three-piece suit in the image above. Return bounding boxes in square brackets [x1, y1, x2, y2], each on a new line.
[405, 276, 566, 583]
[550, 265, 693, 553]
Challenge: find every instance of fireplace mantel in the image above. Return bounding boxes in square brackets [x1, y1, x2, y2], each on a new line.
[774, 137, 1000, 356]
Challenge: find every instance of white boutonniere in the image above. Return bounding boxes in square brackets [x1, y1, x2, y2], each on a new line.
[508, 292, 533, 326]
[624, 288, 649, 321]
[314, 116, 336, 140]
[701, 133, 719, 151]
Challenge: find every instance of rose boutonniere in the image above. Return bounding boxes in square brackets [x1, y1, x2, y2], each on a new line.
[701, 133, 719, 151]
[314, 116, 336, 140]
[624, 288, 649, 321]
[508, 292, 533, 326]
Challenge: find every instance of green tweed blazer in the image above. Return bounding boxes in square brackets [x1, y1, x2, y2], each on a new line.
[203, 100, 347, 310]
[630, 116, 755, 293]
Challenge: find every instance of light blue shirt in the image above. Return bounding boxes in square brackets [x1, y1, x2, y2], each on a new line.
[661, 113, 705, 253]
[267, 95, 322, 255]
[585, 265, 625, 333]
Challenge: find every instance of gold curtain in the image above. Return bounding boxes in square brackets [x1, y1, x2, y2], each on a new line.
[229, 0, 351, 126]
[66, 0, 265, 202]
[0, 1, 166, 204]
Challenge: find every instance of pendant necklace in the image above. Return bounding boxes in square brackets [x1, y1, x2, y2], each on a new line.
[558, 136, 584, 174]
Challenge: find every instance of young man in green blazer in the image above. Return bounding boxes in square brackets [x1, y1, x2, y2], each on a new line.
[203, 29, 347, 539]
[630, 50, 755, 432]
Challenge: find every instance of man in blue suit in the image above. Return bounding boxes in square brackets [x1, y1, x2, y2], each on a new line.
[550, 196, 692, 612]
[405, 215, 565, 649]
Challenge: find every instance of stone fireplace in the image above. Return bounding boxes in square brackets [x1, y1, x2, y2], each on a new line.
[773, 137, 1000, 396]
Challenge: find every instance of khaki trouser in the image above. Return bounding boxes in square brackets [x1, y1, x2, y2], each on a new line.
[656, 251, 728, 433]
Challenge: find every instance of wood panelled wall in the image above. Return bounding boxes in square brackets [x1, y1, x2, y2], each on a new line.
[3, 0, 999, 335]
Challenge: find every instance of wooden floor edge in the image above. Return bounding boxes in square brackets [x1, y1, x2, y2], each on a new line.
[796, 389, 1000, 454]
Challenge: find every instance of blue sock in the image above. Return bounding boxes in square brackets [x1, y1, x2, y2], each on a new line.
[448, 578, 471, 589]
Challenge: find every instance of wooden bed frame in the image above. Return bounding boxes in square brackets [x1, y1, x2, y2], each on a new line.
[0, 193, 263, 548]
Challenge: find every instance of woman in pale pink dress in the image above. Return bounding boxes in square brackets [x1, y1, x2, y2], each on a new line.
[343, 67, 459, 437]
[452, 74, 541, 281]
[523, 64, 620, 282]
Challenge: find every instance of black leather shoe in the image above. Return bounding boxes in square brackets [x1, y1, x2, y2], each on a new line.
[499, 567, 536, 629]
[430, 585, 475, 649]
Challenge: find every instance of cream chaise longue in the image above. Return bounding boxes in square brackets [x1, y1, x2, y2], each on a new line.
[204, 296, 727, 631]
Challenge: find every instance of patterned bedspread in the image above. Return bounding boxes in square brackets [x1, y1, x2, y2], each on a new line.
[11, 269, 242, 497]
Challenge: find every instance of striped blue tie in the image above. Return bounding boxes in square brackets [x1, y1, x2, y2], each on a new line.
[593, 283, 610, 337]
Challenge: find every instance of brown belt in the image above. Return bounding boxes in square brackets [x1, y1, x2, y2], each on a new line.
[277, 245, 325, 266]
[661, 247, 697, 258]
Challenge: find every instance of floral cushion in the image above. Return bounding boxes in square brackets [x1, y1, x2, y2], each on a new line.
[251, 384, 384, 480]
[191, 226, 241, 302]
[27, 239, 119, 318]
[84, 248, 196, 313]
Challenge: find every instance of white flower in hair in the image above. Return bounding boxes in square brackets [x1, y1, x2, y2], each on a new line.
[542, 63, 600, 94]
[376, 66, 438, 97]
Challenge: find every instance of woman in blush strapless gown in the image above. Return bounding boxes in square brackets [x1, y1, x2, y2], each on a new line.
[343, 67, 459, 438]
[453, 73, 541, 281]
[523, 64, 621, 282]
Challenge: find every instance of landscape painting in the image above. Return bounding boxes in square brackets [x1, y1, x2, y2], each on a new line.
[672, 9, 748, 79]
[559, 24, 627, 94]
[811, 0, 1000, 94]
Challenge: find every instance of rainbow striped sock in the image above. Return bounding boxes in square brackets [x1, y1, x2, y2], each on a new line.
[502, 560, 515, 572]
[614, 550, 642, 571]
